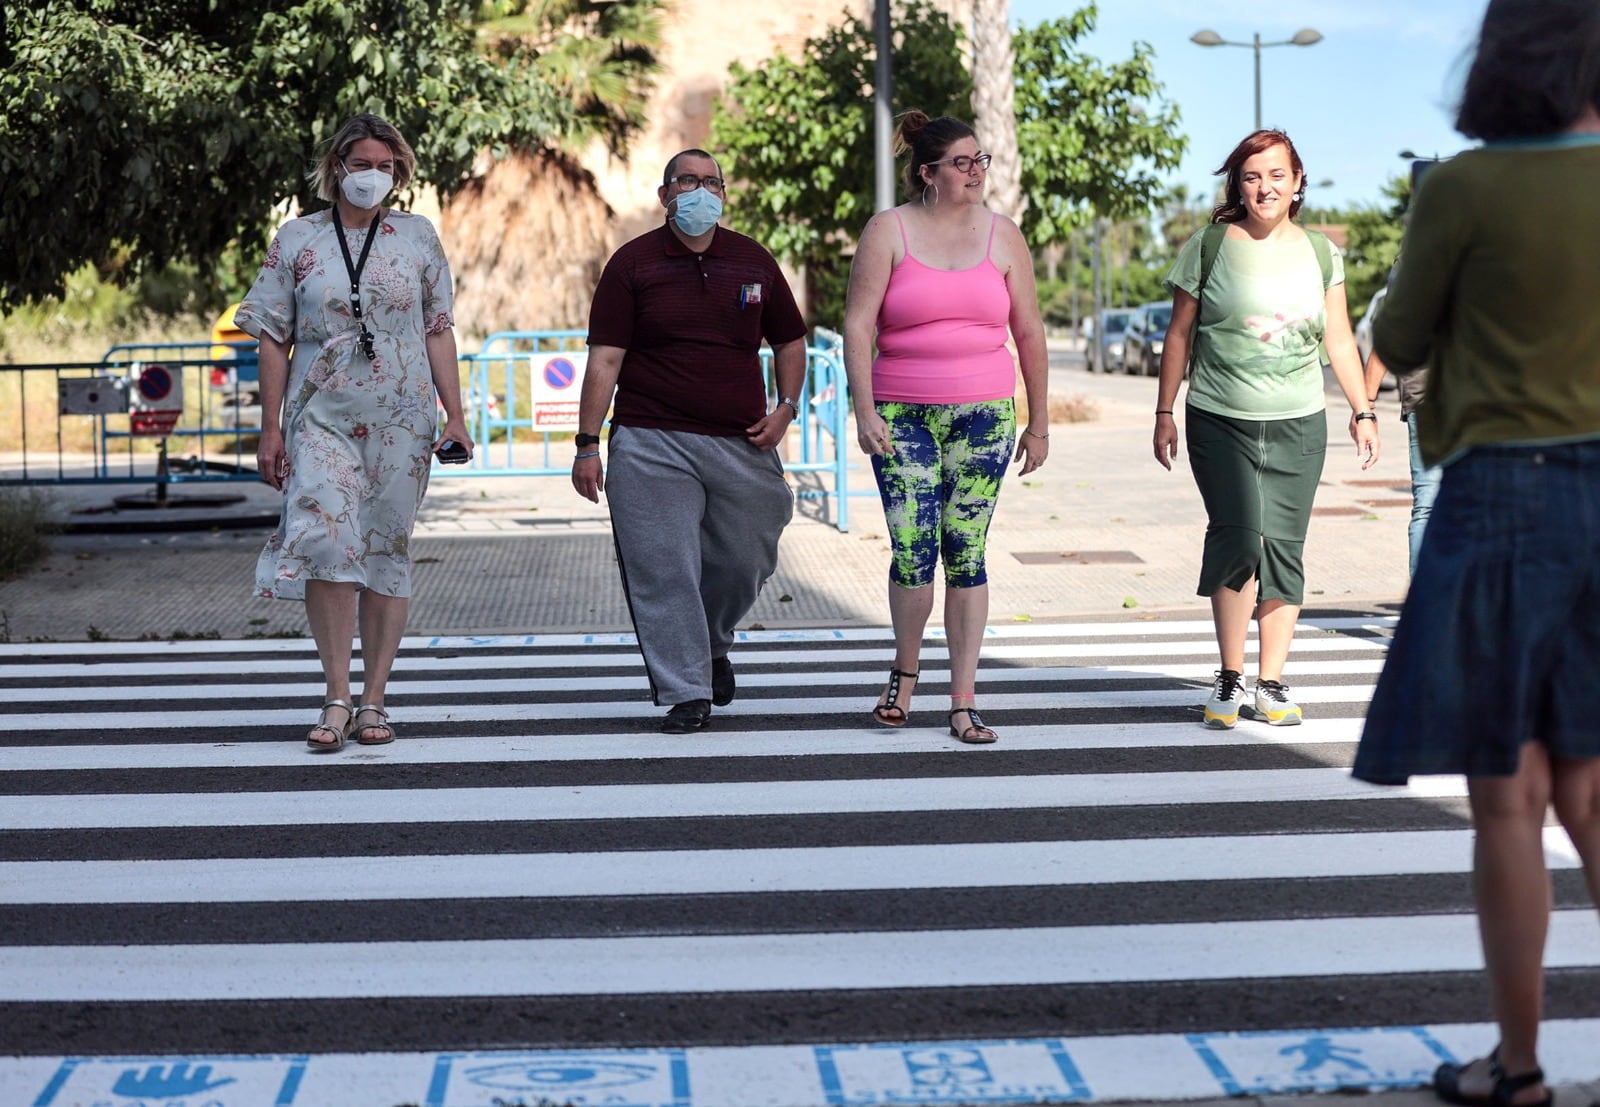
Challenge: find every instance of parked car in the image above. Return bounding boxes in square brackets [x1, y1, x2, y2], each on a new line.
[1353, 287, 1398, 392]
[1084, 308, 1133, 373]
[1121, 300, 1172, 376]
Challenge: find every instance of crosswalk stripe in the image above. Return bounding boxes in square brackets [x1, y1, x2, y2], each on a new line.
[1, 828, 1583, 905]
[5, 911, 1599, 1002]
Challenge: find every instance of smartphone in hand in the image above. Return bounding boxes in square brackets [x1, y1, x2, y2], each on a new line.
[435, 439, 471, 465]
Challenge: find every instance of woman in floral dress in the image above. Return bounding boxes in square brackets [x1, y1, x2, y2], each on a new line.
[236, 113, 471, 751]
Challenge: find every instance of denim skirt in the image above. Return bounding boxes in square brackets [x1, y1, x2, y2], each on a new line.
[1354, 440, 1600, 784]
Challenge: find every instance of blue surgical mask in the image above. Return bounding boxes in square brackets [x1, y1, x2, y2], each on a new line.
[671, 187, 722, 237]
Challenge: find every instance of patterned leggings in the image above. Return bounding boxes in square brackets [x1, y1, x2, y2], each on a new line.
[871, 400, 1015, 588]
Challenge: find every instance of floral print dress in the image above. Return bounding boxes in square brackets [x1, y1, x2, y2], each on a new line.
[235, 208, 454, 601]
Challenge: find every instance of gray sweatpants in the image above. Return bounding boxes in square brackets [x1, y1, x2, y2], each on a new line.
[606, 426, 793, 706]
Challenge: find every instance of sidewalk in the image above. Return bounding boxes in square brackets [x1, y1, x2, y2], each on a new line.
[0, 359, 1415, 643]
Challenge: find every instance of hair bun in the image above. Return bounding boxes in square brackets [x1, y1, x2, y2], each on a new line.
[892, 109, 931, 155]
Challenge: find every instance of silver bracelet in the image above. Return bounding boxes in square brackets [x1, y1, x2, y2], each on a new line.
[574, 451, 600, 460]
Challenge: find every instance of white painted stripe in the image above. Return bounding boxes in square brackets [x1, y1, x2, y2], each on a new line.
[0, 718, 1369, 772]
[0, 615, 1398, 658]
[0, 635, 1389, 680]
[13, 659, 1390, 704]
[0, 683, 1380, 732]
[4, 828, 1579, 905]
[3, 910, 1595, 1000]
[0, 768, 1450, 830]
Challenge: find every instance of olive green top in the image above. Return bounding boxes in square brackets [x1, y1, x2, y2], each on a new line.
[1373, 137, 1600, 466]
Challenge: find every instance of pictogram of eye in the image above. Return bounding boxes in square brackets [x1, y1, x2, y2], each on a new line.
[464, 1058, 657, 1090]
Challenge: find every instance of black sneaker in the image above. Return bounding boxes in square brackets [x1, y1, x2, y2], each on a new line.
[662, 699, 712, 734]
[711, 656, 736, 706]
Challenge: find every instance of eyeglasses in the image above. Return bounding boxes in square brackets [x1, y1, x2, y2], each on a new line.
[668, 173, 725, 192]
[927, 153, 993, 173]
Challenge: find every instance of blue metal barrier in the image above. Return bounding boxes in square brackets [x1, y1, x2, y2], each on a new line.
[4, 329, 855, 529]
[449, 328, 853, 531]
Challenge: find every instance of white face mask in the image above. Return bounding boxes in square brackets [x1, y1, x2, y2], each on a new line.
[671, 187, 723, 237]
[340, 165, 393, 209]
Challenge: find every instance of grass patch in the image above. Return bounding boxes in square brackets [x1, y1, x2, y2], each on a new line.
[0, 487, 61, 579]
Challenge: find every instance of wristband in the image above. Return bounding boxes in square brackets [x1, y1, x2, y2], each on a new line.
[574, 432, 601, 447]
[574, 451, 600, 460]
[1155, 410, 1174, 416]
[1354, 411, 1377, 423]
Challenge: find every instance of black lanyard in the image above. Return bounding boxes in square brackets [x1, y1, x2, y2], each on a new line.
[332, 209, 381, 359]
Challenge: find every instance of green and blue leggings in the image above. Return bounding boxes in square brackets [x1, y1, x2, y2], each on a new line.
[871, 399, 1015, 589]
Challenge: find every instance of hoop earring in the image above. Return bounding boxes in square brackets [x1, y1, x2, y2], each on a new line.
[921, 182, 939, 208]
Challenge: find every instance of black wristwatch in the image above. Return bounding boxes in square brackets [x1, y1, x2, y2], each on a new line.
[574, 432, 601, 447]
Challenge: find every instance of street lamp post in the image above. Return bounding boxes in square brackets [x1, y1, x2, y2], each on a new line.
[1191, 28, 1324, 131]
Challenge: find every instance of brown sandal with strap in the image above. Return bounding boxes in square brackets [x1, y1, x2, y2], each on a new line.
[872, 668, 919, 727]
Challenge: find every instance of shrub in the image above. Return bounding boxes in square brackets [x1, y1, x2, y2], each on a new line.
[0, 488, 61, 579]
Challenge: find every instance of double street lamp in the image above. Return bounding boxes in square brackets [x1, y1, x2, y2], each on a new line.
[1190, 28, 1324, 131]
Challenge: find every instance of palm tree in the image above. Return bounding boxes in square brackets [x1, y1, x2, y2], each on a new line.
[969, 0, 1024, 224]
[475, 0, 667, 158]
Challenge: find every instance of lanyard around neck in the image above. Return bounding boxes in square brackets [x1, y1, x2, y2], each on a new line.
[332, 209, 381, 333]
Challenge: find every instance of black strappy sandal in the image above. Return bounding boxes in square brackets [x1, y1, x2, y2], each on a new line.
[1435, 1050, 1552, 1107]
[871, 668, 919, 727]
[949, 704, 997, 744]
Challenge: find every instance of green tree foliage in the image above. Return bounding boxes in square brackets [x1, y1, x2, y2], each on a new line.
[1013, 7, 1186, 247]
[1342, 173, 1411, 321]
[711, 1, 1185, 321]
[0, 0, 565, 309]
[710, 0, 972, 318]
[476, 0, 666, 154]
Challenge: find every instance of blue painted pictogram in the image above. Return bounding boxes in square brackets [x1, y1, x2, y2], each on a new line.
[113, 1061, 237, 1097]
[138, 364, 174, 401]
[425, 1050, 689, 1107]
[31, 1054, 308, 1106]
[1188, 1027, 1456, 1095]
[543, 358, 577, 390]
[1282, 1036, 1375, 1076]
[815, 1040, 1090, 1105]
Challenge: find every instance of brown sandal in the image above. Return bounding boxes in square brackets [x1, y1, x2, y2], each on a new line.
[353, 704, 395, 745]
[306, 699, 354, 752]
[871, 668, 919, 727]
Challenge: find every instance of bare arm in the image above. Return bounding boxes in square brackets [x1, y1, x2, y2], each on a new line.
[254, 333, 291, 491]
[425, 328, 472, 461]
[843, 211, 896, 456]
[1152, 290, 1197, 471]
[998, 217, 1049, 475]
[1325, 284, 1380, 470]
[571, 344, 624, 502]
[746, 337, 806, 449]
[1363, 349, 1389, 411]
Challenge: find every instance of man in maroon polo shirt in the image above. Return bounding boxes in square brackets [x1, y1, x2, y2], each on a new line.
[572, 149, 809, 734]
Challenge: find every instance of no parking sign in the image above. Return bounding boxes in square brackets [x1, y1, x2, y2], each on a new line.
[529, 352, 585, 430]
[128, 362, 185, 437]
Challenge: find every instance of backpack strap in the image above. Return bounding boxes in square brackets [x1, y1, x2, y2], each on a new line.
[1196, 222, 1228, 298]
[1188, 223, 1229, 367]
[1305, 227, 1334, 291]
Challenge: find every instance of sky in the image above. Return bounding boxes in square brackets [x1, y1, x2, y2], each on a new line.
[1007, 0, 1487, 212]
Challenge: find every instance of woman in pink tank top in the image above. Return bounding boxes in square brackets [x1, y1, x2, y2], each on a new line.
[842, 110, 1049, 745]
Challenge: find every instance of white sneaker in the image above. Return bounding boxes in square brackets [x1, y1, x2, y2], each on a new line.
[1204, 669, 1247, 729]
[1253, 678, 1303, 726]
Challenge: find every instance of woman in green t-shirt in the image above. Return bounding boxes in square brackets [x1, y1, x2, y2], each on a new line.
[1153, 128, 1379, 731]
